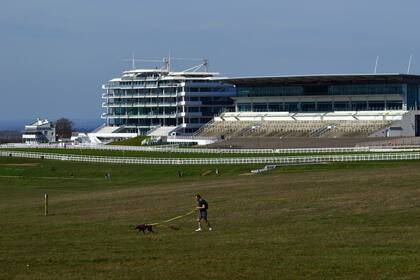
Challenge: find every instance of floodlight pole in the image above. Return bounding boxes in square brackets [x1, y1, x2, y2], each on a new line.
[407, 55, 413, 74]
[374, 56, 379, 74]
[203, 59, 209, 72]
[131, 53, 136, 70]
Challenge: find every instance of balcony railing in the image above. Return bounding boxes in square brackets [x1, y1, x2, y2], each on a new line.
[102, 94, 178, 99]
[101, 113, 178, 119]
[102, 102, 178, 108]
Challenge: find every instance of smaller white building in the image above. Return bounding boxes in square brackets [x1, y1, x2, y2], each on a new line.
[22, 119, 56, 144]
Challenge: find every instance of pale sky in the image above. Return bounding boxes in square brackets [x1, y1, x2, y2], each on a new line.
[1, 0, 419, 121]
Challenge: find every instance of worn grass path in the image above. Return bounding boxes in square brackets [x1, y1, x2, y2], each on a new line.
[1, 158, 420, 279]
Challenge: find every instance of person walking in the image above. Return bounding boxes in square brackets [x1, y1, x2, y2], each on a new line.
[195, 194, 212, 232]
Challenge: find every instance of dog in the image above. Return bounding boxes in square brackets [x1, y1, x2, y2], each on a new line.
[135, 224, 154, 234]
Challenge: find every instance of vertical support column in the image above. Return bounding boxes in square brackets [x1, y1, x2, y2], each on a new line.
[402, 84, 408, 110]
[182, 86, 186, 126]
[175, 86, 179, 126]
[417, 85, 420, 110]
[106, 88, 110, 126]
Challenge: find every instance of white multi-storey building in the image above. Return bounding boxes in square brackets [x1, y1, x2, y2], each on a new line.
[101, 66, 235, 136]
[22, 119, 56, 144]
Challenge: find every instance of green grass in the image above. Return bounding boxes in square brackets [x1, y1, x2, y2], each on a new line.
[2, 157, 420, 279]
[107, 136, 150, 146]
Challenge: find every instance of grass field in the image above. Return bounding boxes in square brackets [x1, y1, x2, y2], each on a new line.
[107, 136, 150, 146]
[2, 157, 420, 279]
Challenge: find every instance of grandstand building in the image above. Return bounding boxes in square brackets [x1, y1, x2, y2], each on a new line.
[22, 119, 56, 144]
[196, 74, 420, 140]
[225, 74, 420, 113]
[97, 65, 420, 143]
[100, 68, 235, 136]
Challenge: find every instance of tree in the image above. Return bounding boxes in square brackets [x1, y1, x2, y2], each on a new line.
[55, 118, 73, 139]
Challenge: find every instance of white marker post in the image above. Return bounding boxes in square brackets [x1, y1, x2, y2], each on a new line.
[44, 194, 48, 216]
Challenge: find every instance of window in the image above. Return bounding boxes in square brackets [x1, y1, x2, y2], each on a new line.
[238, 103, 252, 112]
[304, 85, 328, 95]
[368, 101, 385, 110]
[351, 101, 367, 111]
[386, 100, 403, 110]
[329, 84, 403, 95]
[188, 87, 199, 92]
[317, 102, 333, 111]
[237, 86, 303, 97]
[268, 103, 283, 112]
[301, 102, 316, 112]
[334, 102, 350, 111]
[253, 103, 267, 112]
[187, 107, 200, 113]
[407, 84, 419, 109]
[284, 103, 298, 112]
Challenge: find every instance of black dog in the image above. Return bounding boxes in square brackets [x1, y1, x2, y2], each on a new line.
[135, 224, 154, 234]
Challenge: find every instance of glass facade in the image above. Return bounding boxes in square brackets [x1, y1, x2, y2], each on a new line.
[237, 100, 403, 112]
[234, 79, 420, 112]
[237, 86, 303, 97]
[407, 84, 420, 110]
[328, 84, 403, 95]
[237, 84, 405, 98]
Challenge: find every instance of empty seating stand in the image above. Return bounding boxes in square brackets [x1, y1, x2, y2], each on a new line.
[196, 111, 407, 139]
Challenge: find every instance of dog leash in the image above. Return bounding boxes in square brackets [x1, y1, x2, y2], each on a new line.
[149, 210, 195, 226]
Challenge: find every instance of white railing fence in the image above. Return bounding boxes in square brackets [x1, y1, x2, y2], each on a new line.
[2, 150, 420, 165]
[0, 143, 373, 154]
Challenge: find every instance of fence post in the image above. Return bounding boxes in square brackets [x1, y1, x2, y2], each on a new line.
[44, 194, 48, 216]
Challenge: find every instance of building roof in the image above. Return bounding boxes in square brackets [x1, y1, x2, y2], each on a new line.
[221, 73, 420, 86]
[123, 69, 168, 74]
[121, 69, 219, 77]
[168, 71, 219, 77]
[27, 118, 52, 127]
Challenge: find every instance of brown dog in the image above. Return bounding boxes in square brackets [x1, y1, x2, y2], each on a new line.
[135, 224, 154, 234]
